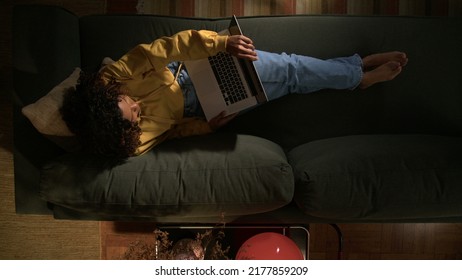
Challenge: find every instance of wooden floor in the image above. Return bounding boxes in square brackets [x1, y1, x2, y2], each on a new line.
[309, 223, 462, 260]
[101, 222, 462, 260]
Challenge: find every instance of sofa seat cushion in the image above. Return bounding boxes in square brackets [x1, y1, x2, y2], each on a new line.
[288, 134, 462, 221]
[40, 134, 294, 219]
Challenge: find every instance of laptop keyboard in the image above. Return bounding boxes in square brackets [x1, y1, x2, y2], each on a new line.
[208, 52, 248, 105]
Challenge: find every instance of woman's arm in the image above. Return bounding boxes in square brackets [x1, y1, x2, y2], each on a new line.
[102, 30, 228, 80]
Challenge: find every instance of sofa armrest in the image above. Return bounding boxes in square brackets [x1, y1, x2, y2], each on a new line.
[13, 5, 80, 104]
[13, 5, 80, 214]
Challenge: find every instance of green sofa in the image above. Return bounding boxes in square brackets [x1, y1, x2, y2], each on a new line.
[13, 5, 462, 223]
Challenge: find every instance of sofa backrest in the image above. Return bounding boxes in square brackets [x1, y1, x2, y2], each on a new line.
[13, 5, 80, 106]
[79, 14, 462, 150]
[14, 6, 462, 154]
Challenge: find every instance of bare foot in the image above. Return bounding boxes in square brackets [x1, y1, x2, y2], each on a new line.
[363, 51, 408, 68]
[360, 61, 402, 89]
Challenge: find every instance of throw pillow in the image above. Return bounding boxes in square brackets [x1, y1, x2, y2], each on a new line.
[21, 58, 115, 151]
[22, 68, 80, 137]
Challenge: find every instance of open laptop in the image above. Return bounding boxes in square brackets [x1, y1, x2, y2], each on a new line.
[184, 15, 268, 121]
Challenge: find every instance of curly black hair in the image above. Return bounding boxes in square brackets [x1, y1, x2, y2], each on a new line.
[61, 71, 141, 158]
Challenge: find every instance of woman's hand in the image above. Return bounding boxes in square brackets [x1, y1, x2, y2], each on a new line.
[209, 111, 238, 130]
[226, 35, 258, 61]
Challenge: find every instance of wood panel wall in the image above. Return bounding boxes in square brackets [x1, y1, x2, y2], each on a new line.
[129, 0, 462, 17]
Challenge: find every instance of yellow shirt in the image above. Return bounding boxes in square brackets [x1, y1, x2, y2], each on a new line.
[100, 30, 228, 155]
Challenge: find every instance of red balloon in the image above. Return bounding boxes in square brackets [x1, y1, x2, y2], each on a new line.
[235, 232, 304, 260]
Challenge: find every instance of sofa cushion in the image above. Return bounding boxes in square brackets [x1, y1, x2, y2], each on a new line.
[288, 134, 462, 220]
[40, 134, 294, 219]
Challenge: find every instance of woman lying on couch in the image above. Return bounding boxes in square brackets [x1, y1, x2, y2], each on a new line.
[61, 29, 408, 158]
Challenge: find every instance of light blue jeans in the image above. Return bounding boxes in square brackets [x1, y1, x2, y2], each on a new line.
[169, 50, 363, 117]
